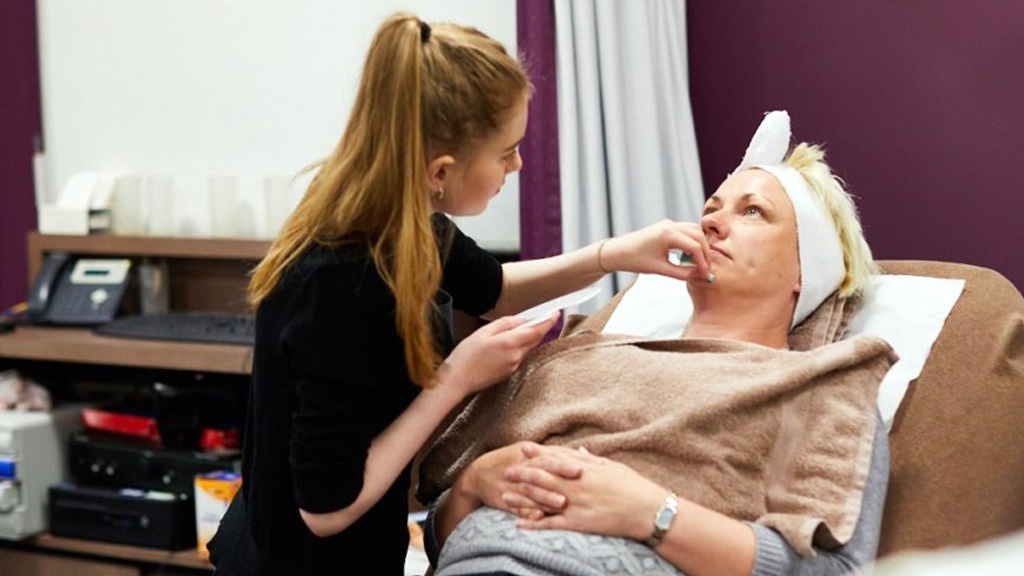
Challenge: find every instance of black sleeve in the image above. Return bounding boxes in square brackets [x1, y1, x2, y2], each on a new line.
[423, 489, 448, 566]
[434, 214, 503, 316]
[280, 264, 395, 513]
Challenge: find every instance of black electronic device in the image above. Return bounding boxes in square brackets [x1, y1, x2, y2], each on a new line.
[68, 432, 240, 495]
[49, 483, 195, 550]
[95, 312, 255, 345]
[27, 253, 132, 325]
[153, 381, 202, 449]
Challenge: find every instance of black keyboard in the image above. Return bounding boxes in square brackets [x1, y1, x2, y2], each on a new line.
[95, 312, 255, 345]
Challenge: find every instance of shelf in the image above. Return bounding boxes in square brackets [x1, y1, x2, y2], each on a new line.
[0, 325, 252, 375]
[27, 233, 271, 283]
[29, 232, 270, 260]
[32, 533, 212, 571]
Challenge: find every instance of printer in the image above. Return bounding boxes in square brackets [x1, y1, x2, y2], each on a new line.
[0, 406, 83, 539]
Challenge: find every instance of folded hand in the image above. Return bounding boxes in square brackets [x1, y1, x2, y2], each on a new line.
[463, 442, 582, 517]
[501, 445, 666, 541]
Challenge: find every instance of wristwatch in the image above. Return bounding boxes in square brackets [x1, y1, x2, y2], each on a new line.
[644, 491, 680, 547]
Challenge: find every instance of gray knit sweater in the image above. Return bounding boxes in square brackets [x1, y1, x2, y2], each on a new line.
[425, 415, 888, 576]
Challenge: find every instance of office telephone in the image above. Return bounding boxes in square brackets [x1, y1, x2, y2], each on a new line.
[27, 253, 132, 325]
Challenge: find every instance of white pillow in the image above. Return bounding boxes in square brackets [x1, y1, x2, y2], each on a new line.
[603, 274, 965, 431]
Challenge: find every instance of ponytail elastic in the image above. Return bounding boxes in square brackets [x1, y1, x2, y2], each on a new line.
[420, 21, 431, 43]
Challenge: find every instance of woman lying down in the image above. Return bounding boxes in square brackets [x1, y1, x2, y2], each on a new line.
[417, 111, 897, 576]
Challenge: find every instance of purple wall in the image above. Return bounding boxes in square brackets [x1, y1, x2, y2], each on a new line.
[0, 0, 42, 310]
[688, 1, 1024, 290]
[517, 0, 562, 261]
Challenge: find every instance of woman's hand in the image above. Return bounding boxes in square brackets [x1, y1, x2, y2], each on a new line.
[501, 446, 667, 541]
[437, 313, 560, 397]
[437, 442, 581, 545]
[457, 442, 581, 515]
[601, 220, 713, 283]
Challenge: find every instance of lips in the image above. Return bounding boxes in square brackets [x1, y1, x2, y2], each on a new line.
[709, 245, 730, 259]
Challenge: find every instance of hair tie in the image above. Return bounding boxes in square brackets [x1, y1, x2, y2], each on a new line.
[420, 21, 431, 43]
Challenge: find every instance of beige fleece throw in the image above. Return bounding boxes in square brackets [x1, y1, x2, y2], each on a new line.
[419, 317, 896, 557]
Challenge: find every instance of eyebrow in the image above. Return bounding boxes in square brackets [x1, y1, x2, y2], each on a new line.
[706, 192, 776, 207]
[743, 192, 776, 208]
[503, 136, 524, 152]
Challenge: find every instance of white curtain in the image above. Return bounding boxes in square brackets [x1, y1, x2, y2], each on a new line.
[556, 0, 704, 310]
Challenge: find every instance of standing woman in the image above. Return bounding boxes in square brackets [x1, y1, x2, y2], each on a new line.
[213, 12, 715, 576]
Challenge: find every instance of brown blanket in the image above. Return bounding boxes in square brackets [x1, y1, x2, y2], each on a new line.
[419, 317, 896, 557]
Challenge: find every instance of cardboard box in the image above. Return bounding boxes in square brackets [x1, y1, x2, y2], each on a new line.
[194, 470, 241, 560]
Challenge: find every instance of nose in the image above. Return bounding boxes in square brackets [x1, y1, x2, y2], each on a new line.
[507, 150, 523, 174]
[702, 210, 728, 239]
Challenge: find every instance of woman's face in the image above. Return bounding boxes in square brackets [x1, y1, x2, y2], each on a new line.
[431, 95, 528, 216]
[694, 168, 801, 301]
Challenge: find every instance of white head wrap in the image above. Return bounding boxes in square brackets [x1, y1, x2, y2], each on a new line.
[733, 111, 845, 328]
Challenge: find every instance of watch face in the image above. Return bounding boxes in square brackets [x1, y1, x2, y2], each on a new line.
[655, 506, 675, 530]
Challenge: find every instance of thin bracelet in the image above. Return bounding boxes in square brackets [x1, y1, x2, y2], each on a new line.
[596, 238, 612, 273]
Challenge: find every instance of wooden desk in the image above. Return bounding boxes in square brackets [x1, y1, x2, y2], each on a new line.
[0, 325, 253, 374]
[33, 533, 212, 571]
[0, 232, 267, 575]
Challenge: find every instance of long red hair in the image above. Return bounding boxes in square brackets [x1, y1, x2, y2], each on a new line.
[248, 13, 530, 387]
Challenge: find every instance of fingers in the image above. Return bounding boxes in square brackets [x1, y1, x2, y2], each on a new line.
[519, 454, 583, 479]
[501, 491, 563, 515]
[485, 315, 529, 334]
[509, 506, 544, 521]
[521, 443, 602, 469]
[501, 479, 567, 512]
[472, 313, 558, 372]
[487, 311, 558, 338]
[632, 221, 712, 281]
[516, 513, 571, 531]
[661, 247, 715, 283]
[505, 459, 569, 491]
[504, 466, 568, 506]
[613, 219, 715, 281]
[519, 441, 542, 458]
[656, 258, 714, 283]
[499, 313, 557, 350]
[502, 492, 537, 509]
[507, 312, 560, 346]
[669, 224, 712, 278]
[524, 444, 598, 467]
[574, 446, 605, 464]
[684, 222, 713, 267]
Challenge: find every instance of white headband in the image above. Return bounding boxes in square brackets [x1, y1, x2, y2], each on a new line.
[733, 111, 845, 328]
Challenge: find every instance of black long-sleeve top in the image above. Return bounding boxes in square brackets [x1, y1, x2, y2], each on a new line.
[240, 215, 503, 575]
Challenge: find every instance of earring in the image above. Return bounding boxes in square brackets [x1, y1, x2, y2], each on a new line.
[433, 187, 444, 200]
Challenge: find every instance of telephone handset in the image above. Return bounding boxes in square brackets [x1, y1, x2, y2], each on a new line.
[27, 253, 132, 325]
